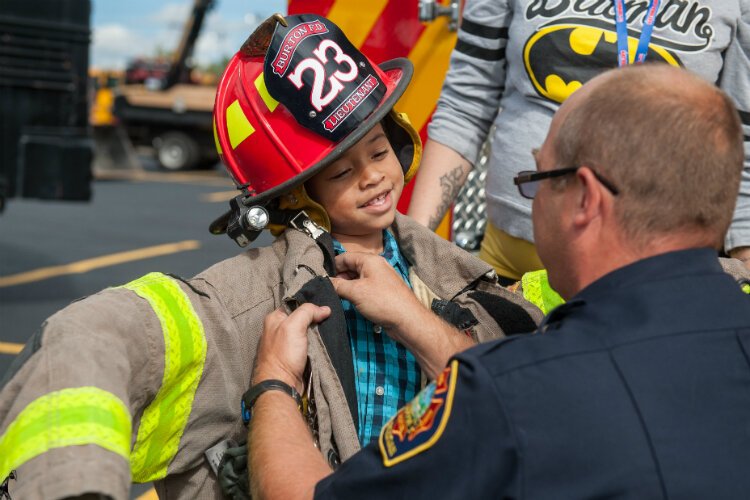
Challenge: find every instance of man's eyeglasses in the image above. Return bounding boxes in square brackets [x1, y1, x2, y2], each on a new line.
[513, 166, 620, 200]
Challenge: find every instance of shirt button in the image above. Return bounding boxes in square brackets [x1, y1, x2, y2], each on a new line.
[373, 325, 382, 334]
[375, 386, 385, 396]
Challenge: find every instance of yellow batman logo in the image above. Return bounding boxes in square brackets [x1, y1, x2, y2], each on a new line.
[523, 23, 682, 104]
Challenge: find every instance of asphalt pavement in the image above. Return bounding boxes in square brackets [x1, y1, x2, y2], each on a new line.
[0, 159, 273, 498]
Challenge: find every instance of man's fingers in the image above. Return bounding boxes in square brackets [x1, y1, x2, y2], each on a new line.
[334, 252, 367, 275]
[310, 305, 332, 323]
[282, 303, 331, 335]
[330, 276, 354, 300]
[334, 270, 357, 280]
[263, 307, 289, 332]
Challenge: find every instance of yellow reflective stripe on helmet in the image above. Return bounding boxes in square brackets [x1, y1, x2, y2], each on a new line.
[121, 272, 207, 483]
[0, 387, 131, 482]
[521, 269, 565, 315]
[254, 73, 279, 112]
[226, 99, 255, 149]
[213, 118, 223, 155]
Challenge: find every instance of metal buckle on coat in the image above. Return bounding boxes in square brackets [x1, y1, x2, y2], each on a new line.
[302, 358, 320, 449]
[0, 470, 16, 500]
[290, 211, 325, 240]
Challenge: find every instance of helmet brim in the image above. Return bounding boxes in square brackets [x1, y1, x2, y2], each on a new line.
[209, 57, 413, 236]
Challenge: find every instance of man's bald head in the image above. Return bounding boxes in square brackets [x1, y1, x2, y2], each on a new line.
[552, 64, 744, 248]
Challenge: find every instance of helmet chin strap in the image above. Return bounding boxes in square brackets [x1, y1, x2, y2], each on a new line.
[225, 195, 337, 276]
[289, 212, 338, 276]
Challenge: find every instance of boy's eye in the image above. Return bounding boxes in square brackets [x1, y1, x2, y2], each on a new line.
[329, 168, 351, 180]
[373, 149, 389, 160]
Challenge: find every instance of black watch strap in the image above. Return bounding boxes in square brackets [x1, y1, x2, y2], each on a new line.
[242, 379, 302, 424]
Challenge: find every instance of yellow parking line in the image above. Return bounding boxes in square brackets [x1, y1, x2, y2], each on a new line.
[95, 169, 234, 187]
[0, 342, 24, 355]
[136, 488, 158, 500]
[200, 190, 237, 202]
[0, 241, 201, 288]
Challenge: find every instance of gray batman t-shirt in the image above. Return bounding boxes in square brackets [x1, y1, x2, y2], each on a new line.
[429, 0, 750, 249]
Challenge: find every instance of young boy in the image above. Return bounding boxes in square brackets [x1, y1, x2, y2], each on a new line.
[210, 12, 542, 450]
[0, 14, 541, 499]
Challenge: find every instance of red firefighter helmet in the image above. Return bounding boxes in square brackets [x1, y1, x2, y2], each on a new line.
[209, 13, 421, 243]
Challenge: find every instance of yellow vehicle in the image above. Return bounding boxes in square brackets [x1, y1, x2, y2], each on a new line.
[89, 68, 123, 127]
[111, 0, 219, 171]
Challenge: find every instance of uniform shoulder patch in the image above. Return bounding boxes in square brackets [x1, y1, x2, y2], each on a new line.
[378, 359, 459, 467]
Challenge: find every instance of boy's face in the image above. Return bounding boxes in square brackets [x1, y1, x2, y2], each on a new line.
[306, 123, 404, 238]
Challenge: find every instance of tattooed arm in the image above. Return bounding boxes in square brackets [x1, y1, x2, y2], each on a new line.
[407, 139, 473, 231]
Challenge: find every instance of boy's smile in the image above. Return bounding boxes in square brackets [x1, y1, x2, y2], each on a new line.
[360, 189, 392, 211]
[306, 123, 404, 253]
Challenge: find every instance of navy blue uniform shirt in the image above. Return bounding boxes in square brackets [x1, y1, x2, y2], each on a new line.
[314, 248, 750, 499]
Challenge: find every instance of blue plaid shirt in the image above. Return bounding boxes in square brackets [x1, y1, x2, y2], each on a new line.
[333, 230, 420, 445]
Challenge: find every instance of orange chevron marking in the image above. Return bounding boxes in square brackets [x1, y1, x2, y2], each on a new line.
[399, 15, 457, 132]
[325, 0, 388, 48]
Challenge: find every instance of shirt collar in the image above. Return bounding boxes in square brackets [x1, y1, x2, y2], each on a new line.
[574, 247, 721, 304]
[332, 230, 409, 276]
[540, 248, 726, 337]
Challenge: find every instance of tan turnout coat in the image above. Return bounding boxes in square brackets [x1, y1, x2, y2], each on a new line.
[0, 214, 543, 499]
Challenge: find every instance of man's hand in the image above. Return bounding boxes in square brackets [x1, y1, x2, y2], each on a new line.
[729, 246, 750, 271]
[331, 252, 474, 379]
[331, 252, 421, 332]
[253, 304, 331, 392]
[250, 304, 333, 500]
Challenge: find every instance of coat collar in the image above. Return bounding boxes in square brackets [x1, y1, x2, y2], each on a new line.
[390, 213, 496, 299]
[274, 228, 330, 301]
[275, 214, 496, 301]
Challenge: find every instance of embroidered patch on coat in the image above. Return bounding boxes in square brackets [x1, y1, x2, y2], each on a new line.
[379, 360, 459, 467]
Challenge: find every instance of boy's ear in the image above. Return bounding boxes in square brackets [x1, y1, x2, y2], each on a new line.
[383, 111, 422, 183]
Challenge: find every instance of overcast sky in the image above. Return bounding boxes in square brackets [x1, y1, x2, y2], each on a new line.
[91, 0, 286, 70]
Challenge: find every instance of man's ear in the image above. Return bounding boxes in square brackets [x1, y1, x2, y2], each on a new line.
[572, 166, 604, 228]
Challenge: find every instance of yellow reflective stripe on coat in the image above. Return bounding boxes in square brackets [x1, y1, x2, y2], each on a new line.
[121, 272, 207, 482]
[0, 387, 131, 482]
[521, 269, 565, 315]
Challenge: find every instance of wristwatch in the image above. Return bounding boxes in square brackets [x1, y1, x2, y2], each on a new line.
[241, 379, 302, 425]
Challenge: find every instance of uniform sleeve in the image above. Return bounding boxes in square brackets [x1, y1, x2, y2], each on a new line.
[721, 0, 750, 251]
[427, 0, 512, 165]
[313, 354, 519, 499]
[0, 289, 163, 500]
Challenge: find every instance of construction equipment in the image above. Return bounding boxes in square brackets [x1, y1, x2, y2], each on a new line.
[0, 0, 93, 211]
[89, 69, 142, 172]
[111, 0, 219, 171]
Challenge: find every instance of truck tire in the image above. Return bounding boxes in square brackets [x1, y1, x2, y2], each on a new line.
[155, 131, 200, 171]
